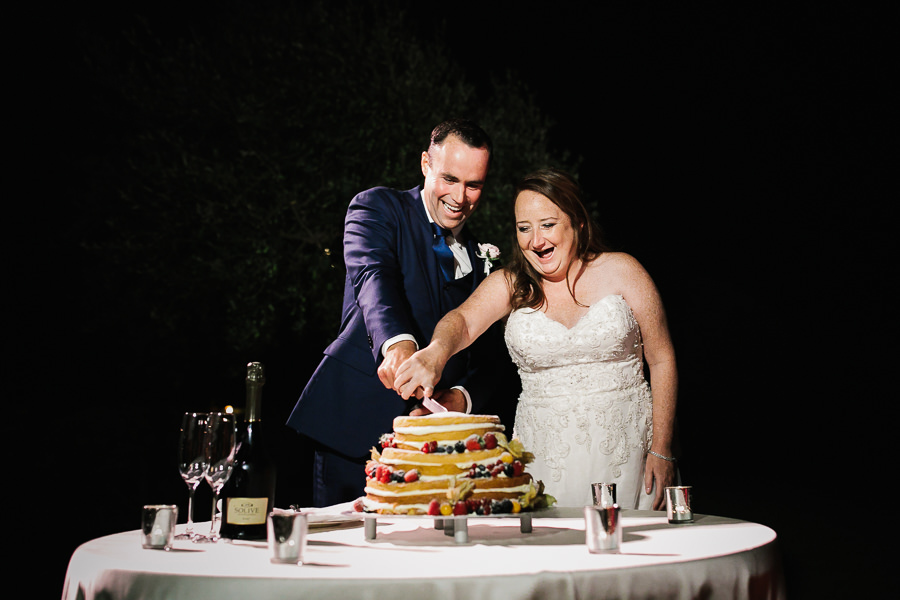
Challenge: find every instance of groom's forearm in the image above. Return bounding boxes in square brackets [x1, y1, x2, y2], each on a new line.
[343, 191, 416, 360]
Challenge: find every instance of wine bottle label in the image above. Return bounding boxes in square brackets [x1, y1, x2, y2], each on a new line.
[225, 497, 269, 525]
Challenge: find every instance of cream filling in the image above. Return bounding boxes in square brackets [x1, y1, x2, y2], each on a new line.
[363, 498, 431, 513]
[365, 483, 532, 498]
[380, 455, 499, 469]
[470, 484, 532, 495]
[394, 423, 504, 435]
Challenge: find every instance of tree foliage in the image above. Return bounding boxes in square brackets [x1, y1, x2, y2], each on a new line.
[75, 0, 573, 367]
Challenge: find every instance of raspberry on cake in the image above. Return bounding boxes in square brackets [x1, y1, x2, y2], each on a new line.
[360, 413, 554, 515]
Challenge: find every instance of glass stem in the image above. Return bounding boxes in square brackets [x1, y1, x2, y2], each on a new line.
[185, 488, 195, 534]
[210, 493, 218, 536]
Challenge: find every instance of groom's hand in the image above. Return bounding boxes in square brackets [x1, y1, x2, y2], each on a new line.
[377, 340, 417, 390]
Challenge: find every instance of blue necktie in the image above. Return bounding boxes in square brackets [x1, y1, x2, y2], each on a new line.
[431, 222, 456, 281]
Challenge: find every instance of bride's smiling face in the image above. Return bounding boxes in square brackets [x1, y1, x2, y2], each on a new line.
[515, 190, 578, 281]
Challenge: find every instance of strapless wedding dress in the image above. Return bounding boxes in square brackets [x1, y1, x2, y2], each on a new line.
[505, 294, 654, 508]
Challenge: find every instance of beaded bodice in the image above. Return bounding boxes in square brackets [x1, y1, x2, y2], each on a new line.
[504, 294, 652, 501]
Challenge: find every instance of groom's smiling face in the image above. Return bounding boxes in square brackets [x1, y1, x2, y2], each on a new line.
[421, 135, 490, 231]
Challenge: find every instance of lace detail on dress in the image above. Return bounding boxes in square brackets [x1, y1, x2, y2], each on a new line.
[505, 295, 653, 506]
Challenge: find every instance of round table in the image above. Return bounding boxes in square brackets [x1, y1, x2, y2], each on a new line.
[63, 506, 784, 600]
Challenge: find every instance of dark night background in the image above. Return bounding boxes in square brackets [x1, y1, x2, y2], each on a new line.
[13, 2, 890, 598]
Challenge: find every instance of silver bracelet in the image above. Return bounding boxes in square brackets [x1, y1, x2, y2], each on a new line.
[648, 450, 677, 462]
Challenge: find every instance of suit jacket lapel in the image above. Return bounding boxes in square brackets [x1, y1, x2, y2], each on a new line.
[403, 187, 445, 322]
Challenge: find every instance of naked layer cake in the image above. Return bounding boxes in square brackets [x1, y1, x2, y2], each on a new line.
[359, 412, 554, 515]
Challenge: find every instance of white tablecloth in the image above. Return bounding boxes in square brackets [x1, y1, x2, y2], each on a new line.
[63, 507, 784, 600]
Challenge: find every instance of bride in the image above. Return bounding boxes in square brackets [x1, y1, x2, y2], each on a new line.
[394, 168, 678, 509]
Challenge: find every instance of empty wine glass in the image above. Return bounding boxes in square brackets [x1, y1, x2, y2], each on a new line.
[196, 412, 236, 543]
[176, 412, 208, 540]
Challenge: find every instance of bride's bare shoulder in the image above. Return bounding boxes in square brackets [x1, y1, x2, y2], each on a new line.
[590, 252, 646, 275]
[587, 252, 657, 297]
[478, 268, 516, 296]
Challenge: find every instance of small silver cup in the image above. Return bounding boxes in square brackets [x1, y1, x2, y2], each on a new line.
[141, 505, 178, 550]
[584, 504, 621, 553]
[665, 486, 693, 523]
[267, 510, 308, 564]
[591, 482, 617, 508]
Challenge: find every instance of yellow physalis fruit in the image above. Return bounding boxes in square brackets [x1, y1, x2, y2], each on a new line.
[497, 434, 529, 461]
[511, 499, 521, 513]
[502, 438, 534, 463]
[507, 438, 525, 457]
[447, 477, 475, 503]
[440, 502, 453, 516]
[520, 481, 538, 508]
[370, 447, 382, 461]
[500, 452, 514, 464]
[445, 476, 457, 500]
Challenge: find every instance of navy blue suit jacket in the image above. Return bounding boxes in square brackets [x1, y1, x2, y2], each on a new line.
[287, 185, 516, 457]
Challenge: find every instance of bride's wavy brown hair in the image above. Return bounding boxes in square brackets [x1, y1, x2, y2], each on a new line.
[505, 168, 609, 311]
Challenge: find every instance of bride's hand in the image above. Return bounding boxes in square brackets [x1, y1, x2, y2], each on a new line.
[644, 453, 677, 511]
[394, 348, 445, 400]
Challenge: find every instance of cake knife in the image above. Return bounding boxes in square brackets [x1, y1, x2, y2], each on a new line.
[421, 396, 448, 413]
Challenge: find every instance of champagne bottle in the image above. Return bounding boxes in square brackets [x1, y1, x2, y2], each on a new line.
[220, 362, 277, 540]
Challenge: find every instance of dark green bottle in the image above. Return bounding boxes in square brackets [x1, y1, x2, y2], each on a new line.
[220, 362, 277, 540]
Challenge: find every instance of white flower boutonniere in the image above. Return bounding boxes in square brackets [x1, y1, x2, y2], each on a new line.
[476, 243, 501, 275]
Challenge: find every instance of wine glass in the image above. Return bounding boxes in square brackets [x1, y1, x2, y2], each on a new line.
[196, 412, 236, 543]
[176, 412, 208, 540]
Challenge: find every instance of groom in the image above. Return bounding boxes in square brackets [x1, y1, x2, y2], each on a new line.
[287, 119, 518, 506]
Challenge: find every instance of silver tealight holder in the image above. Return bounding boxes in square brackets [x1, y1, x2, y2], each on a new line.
[591, 482, 617, 508]
[665, 486, 693, 523]
[267, 509, 308, 564]
[141, 505, 178, 550]
[584, 504, 622, 553]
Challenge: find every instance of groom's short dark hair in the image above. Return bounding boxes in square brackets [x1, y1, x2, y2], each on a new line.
[428, 119, 493, 159]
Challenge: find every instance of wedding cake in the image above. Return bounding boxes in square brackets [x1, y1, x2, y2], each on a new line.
[359, 413, 553, 515]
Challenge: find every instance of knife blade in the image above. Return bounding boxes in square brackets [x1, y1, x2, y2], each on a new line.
[421, 396, 448, 413]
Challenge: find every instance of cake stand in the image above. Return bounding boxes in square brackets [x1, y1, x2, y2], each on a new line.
[361, 511, 534, 544]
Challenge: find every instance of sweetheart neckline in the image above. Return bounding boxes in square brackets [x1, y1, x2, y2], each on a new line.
[526, 294, 625, 331]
